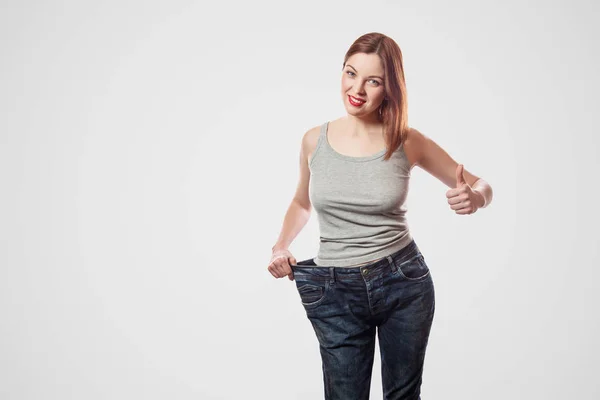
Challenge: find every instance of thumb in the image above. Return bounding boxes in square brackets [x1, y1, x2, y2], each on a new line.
[288, 257, 297, 281]
[456, 164, 466, 187]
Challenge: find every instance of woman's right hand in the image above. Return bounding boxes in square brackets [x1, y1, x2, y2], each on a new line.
[268, 249, 297, 281]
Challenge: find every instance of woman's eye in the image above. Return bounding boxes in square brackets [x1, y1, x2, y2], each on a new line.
[346, 71, 380, 86]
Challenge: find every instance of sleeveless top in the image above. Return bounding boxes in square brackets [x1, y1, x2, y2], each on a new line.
[309, 121, 413, 267]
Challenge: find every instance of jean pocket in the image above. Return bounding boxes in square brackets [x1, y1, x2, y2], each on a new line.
[295, 278, 329, 307]
[394, 254, 430, 281]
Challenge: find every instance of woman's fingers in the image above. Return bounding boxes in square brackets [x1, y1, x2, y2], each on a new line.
[269, 259, 290, 278]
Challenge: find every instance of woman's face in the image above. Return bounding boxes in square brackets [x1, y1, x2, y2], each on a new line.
[341, 52, 386, 118]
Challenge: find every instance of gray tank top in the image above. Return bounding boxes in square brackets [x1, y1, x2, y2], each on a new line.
[309, 121, 413, 267]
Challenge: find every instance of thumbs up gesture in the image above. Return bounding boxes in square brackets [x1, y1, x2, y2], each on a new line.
[446, 164, 478, 215]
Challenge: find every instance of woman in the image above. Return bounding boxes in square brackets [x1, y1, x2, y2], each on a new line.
[267, 32, 493, 400]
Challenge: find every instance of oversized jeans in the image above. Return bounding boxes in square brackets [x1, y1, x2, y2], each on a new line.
[290, 239, 435, 400]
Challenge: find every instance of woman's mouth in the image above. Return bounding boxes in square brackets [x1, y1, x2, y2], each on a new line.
[348, 95, 366, 107]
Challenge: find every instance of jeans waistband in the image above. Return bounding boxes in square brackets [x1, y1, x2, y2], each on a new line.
[291, 239, 422, 279]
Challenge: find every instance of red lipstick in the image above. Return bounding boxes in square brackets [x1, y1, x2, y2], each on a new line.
[348, 95, 366, 107]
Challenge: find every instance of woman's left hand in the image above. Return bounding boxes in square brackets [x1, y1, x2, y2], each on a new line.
[446, 164, 479, 215]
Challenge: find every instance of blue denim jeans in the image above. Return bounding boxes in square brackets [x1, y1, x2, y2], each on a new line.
[290, 239, 435, 400]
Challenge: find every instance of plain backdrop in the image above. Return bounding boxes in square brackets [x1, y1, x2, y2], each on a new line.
[1, 0, 599, 399]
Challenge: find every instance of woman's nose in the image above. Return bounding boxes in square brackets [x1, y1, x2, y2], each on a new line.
[353, 82, 366, 94]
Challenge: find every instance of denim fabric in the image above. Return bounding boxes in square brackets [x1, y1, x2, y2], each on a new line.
[290, 239, 435, 400]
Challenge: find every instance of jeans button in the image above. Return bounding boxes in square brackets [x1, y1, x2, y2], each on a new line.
[362, 269, 368, 275]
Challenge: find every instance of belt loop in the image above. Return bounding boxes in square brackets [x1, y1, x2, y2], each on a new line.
[329, 267, 336, 283]
[386, 255, 396, 272]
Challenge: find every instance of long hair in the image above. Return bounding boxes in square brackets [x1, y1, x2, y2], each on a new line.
[342, 32, 409, 161]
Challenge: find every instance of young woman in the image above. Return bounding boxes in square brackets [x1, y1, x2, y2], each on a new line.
[267, 32, 493, 399]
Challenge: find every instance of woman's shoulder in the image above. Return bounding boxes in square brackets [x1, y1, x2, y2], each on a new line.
[301, 123, 325, 165]
[302, 123, 322, 146]
[403, 126, 427, 147]
[404, 125, 423, 139]
[403, 126, 426, 168]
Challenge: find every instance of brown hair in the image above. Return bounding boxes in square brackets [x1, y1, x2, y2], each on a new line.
[343, 32, 409, 161]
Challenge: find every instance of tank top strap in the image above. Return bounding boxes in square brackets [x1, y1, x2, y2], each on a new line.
[317, 121, 331, 155]
[309, 122, 328, 168]
[319, 121, 328, 138]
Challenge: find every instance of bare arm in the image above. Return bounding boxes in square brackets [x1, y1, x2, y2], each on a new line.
[408, 128, 493, 208]
[272, 127, 319, 251]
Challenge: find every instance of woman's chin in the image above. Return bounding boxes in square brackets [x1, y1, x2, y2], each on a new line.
[344, 105, 375, 117]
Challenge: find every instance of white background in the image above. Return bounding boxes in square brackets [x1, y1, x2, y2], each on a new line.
[1, 0, 599, 399]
